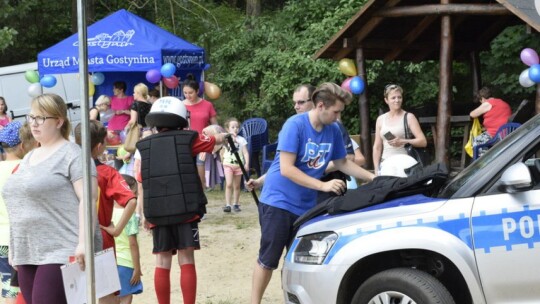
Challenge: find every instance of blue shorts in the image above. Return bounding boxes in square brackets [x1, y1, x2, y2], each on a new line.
[0, 246, 18, 298]
[117, 266, 143, 297]
[196, 153, 205, 166]
[257, 203, 299, 270]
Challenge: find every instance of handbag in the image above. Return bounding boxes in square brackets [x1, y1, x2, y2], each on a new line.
[464, 118, 481, 157]
[403, 112, 430, 167]
[124, 123, 140, 153]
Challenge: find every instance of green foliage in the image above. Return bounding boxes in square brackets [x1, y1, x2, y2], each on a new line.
[206, 0, 366, 139]
[0, 26, 17, 51]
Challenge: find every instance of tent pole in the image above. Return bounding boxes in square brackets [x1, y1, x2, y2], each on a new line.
[77, 0, 97, 303]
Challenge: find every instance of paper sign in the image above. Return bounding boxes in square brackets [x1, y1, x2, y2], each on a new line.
[61, 248, 120, 304]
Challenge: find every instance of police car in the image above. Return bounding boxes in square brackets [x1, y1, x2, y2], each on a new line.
[282, 114, 540, 304]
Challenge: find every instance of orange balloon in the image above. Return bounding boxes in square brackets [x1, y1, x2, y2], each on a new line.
[204, 81, 221, 100]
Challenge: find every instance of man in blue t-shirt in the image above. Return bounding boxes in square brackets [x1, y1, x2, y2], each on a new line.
[250, 82, 374, 304]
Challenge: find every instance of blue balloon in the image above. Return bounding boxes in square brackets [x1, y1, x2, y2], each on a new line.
[528, 64, 540, 83]
[91, 72, 105, 85]
[349, 76, 365, 94]
[160, 63, 176, 78]
[40, 75, 57, 88]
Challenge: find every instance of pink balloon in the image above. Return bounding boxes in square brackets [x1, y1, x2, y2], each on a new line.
[520, 48, 539, 66]
[341, 77, 353, 93]
[163, 75, 179, 89]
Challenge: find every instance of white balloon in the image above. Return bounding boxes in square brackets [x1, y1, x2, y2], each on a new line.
[27, 83, 42, 97]
[519, 68, 535, 88]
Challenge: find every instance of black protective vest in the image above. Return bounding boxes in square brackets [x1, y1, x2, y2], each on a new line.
[136, 130, 207, 225]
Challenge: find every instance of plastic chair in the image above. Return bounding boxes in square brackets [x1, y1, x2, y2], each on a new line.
[473, 122, 521, 159]
[239, 118, 269, 177]
[262, 142, 277, 175]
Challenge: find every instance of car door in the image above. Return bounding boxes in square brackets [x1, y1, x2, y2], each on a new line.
[471, 142, 540, 303]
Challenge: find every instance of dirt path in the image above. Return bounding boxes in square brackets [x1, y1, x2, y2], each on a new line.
[133, 190, 283, 303]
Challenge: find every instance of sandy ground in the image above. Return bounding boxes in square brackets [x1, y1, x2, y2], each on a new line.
[132, 189, 283, 304]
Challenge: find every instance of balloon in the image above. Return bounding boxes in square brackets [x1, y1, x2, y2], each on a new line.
[88, 79, 95, 96]
[519, 69, 535, 87]
[91, 72, 105, 85]
[349, 76, 365, 94]
[338, 58, 357, 76]
[27, 83, 42, 97]
[146, 69, 161, 83]
[341, 77, 353, 93]
[25, 70, 39, 83]
[528, 64, 540, 83]
[520, 48, 539, 66]
[40, 75, 57, 88]
[163, 75, 180, 89]
[204, 82, 221, 100]
[160, 63, 176, 78]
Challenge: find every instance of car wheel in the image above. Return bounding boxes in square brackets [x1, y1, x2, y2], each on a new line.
[351, 268, 455, 304]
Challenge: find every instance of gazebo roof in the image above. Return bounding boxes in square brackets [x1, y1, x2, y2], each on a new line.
[315, 0, 539, 62]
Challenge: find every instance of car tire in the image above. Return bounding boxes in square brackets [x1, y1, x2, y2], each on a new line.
[351, 267, 455, 304]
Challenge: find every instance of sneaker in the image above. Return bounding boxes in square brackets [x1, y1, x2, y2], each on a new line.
[233, 204, 241, 212]
[223, 205, 231, 213]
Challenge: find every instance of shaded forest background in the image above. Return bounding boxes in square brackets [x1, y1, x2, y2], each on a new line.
[1, 0, 539, 147]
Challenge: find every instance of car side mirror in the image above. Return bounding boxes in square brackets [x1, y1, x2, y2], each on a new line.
[498, 162, 532, 193]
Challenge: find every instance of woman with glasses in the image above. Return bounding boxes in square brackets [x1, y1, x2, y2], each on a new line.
[373, 84, 427, 175]
[3, 94, 101, 304]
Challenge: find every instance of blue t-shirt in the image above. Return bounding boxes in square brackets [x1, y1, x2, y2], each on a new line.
[260, 113, 346, 216]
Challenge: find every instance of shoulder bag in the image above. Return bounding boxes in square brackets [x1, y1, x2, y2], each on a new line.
[403, 112, 430, 167]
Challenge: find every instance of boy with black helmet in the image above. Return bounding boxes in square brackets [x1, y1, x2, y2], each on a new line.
[136, 96, 226, 304]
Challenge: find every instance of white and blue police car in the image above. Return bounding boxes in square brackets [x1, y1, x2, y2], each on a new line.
[282, 114, 540, 304]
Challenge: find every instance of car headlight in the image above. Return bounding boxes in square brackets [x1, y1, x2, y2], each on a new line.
[293, 232, 338, 265]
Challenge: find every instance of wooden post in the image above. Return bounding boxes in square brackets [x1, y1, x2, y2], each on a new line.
[470, 51, 481, 98]
[356, 48, 373, 169]
[436, 0, 453, 166]
[536, 84, 540, 114]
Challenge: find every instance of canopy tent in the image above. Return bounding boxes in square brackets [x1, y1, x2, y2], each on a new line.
[37, 9, 207, 97]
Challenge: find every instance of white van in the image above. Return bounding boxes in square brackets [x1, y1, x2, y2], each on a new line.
[0, 62, 84, 125]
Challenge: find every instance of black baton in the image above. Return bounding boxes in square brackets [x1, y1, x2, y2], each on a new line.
[225, 134, 260, 205]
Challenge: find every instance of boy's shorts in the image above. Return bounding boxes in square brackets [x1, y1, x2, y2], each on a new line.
[117, 265, 143, 297]
[152, 222, 200, 254]
[0, 246, 18, 298]
[257, 203, 299, 270]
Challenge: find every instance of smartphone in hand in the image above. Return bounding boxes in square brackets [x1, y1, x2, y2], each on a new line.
[383, 131, 396, 140]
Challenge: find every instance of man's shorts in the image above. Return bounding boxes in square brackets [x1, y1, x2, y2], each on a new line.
[257, 203, 299, 270]
[117, 265, 143, 297]
[0, 246, 18, 299]
[152, 222, 200, 254]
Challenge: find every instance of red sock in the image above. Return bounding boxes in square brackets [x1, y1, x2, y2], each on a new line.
[16, 293, 27, 304]
[180, 264, 197, 304]
[154, 267, 171, 304]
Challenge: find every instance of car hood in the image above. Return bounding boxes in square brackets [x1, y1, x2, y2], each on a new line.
[297, 194, 448, 236]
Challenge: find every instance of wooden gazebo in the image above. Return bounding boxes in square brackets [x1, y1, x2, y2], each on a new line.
[315, 0, 540, 169]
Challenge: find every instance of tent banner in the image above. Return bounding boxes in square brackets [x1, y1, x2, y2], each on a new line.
[38, 9, 206, 75]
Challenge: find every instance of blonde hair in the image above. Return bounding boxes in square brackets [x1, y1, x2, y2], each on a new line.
[30, 93, 71, 140]
[224, 117, 240, 130]
[19, 122, 37, 157]
[95, 95, 111, 106]
[384, 84, 403, 99]
[134, 83, 149, 101]
[312, 82, 353, 106]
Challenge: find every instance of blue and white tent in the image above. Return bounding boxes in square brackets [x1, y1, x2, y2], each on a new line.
[38, 9, 205, 74]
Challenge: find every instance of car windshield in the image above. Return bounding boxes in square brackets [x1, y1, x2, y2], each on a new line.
[438, 115, 539, 198]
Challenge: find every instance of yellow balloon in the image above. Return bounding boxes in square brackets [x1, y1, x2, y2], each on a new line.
[204, 81, 221, 100]
[88, 79, 95, 96]
[338, 58, 357, 76]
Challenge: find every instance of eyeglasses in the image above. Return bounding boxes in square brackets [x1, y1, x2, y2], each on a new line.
[293, 99, 310, 105]
[26, 114, 58, 125]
